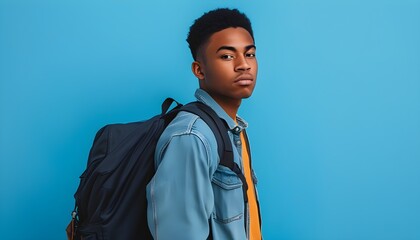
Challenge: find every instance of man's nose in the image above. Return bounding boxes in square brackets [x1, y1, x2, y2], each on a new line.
[235, 55, 251, 72]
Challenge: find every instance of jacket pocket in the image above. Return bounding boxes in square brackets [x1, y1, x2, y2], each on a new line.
[211, 166, 244, 224]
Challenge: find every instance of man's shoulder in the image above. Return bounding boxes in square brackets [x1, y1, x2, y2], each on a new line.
[161, 111, 217, 143]
[154, 110, 219, 168]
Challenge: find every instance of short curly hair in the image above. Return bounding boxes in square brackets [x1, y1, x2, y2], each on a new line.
[186, 8, 254, 61]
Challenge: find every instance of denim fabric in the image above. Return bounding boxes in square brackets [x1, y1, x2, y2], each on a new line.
[146, 89, 259, 240]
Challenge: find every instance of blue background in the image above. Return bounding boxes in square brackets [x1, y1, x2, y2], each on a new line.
[1, 0, 419, 239]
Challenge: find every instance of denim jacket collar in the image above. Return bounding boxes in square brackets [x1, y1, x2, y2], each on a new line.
[195, 89, 248, 134]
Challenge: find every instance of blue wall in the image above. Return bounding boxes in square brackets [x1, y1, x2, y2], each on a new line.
[1, 0, 419, 239]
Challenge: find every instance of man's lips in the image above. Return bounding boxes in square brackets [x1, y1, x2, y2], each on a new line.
[234, 74, 254, 86]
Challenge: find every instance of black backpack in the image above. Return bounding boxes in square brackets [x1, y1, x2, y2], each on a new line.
[67, 99, 248, 240]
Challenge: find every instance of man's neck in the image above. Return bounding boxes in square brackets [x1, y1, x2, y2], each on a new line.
[211, 96, 241, 120]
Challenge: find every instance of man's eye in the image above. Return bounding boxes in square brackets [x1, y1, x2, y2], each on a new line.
[221, 54, 234, 60]
[246, 53, 256, 58]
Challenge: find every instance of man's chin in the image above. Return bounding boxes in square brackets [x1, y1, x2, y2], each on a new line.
[241, 93, 253, 99]
[240, 88, 255, 99]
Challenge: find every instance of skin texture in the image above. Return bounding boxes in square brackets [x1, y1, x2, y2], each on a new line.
[191, 27, 258, 119]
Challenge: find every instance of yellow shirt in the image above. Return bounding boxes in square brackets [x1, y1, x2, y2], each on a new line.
[240, 131, 261, 240]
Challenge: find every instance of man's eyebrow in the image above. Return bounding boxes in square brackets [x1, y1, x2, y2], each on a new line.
[245, 45, 257, 51]
[216, 45, 256, 53]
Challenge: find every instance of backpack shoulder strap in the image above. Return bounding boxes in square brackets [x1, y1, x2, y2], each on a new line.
[180, 102, 248, 202]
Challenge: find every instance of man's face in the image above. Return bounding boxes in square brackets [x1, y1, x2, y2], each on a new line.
[195, 27, 258, 105]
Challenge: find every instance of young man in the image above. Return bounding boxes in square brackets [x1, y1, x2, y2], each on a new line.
[146, 8, 261, 239]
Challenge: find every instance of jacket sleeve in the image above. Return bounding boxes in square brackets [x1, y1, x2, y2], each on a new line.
[146, 132, 214, 240]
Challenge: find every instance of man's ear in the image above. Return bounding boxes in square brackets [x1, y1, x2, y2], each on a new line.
[191, 61, 205, 80]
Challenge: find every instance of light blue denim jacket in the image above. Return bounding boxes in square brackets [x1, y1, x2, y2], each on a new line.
[146, 89, 260, 240]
